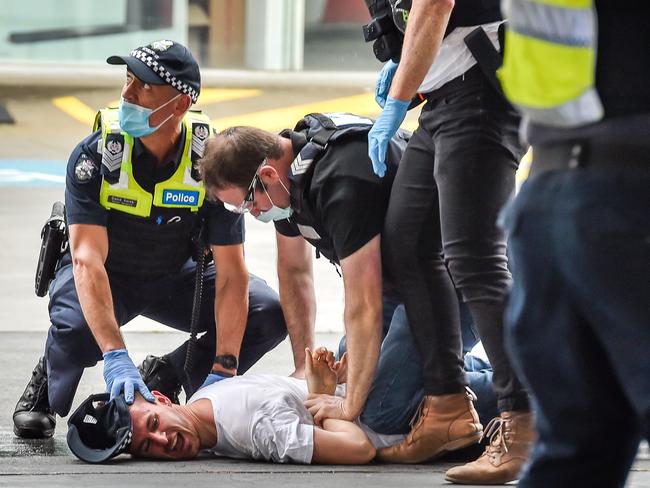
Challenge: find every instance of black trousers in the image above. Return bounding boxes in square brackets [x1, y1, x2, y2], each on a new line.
[383, 67, 529, 411]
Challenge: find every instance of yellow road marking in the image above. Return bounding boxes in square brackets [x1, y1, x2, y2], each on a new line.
[197, 88, 263, 105]
[52, 96, 97, 127]
[52, 89, 413, 133]
[213, 93, 382, 131]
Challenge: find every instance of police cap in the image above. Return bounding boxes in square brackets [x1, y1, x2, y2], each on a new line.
[66, 393, 133, 463]
[107, 40, 201, 103]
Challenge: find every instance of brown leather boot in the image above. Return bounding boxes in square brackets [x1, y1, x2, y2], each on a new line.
[377, 388, 483, 463]
[445, 410, 535, 485]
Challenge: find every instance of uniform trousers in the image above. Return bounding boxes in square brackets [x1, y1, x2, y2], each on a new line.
[502, 165, 650, 488]
[44, 254, 287, 416]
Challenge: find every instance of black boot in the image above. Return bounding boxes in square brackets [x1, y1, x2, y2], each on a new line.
[13, 357, 56, 439]
[137, 355, 182, 404]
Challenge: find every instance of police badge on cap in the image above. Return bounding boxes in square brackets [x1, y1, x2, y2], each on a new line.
[67, 393, 133, 463]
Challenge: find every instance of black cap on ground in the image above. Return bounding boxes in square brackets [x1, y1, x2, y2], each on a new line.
[66, 393, 133, 463]
[107, 40, 201, 103]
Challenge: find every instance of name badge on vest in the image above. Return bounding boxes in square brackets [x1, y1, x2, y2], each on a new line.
[163, 189, 200, 206]
[298, 224, 321, 240]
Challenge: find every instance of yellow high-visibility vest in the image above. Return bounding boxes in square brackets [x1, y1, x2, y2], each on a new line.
[93, 108, 210, 218]
[498, 0, 603, 127]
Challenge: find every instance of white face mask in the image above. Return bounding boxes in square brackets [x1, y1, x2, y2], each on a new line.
[254, 179, 293, 223]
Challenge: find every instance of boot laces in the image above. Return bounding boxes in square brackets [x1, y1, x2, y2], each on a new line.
[481, 416, 509, 457]
[408, 396, 427, 432]
[20, 359, 51, 413]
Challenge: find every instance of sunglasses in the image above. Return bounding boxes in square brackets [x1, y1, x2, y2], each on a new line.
[224, 159, 266, 214]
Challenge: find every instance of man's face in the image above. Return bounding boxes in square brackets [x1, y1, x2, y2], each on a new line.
[128, 393, 201, 460]
[121, 69, 183, 127]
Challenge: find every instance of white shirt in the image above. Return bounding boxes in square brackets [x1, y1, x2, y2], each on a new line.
[417, 21, 503, 94]
[189, 374, 404, 464]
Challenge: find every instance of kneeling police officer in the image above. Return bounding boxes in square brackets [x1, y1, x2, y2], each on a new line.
[13, 40, 288, 439]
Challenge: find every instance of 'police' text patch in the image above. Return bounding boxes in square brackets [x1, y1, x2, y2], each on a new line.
[163, 189, 199, 206]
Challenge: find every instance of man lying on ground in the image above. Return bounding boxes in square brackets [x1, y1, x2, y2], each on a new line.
[67, 347, 405, 464]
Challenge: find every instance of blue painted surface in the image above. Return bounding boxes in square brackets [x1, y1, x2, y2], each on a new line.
[0, 160, 67, 187]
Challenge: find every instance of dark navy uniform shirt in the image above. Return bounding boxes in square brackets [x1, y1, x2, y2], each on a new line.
[65, 127, 245, 246]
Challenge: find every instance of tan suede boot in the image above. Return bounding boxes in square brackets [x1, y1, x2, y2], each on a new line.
[377, 388, 483, 463]
[445, 410, 535, 485]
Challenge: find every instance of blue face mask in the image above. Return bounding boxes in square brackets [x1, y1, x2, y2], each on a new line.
[118, 94, 181, 138]
[255, 180, 293, 223]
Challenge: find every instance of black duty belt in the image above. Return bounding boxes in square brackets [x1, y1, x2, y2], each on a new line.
[530, 142, 650, 177]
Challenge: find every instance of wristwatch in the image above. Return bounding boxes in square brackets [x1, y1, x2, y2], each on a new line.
[212, 354, 238, 372]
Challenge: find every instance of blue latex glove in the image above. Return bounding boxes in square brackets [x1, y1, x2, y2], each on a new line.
[103, 349, 155, 404]
[375, 60, 399, 108]
[200, 372, 231, 390]
[368, 96, 410, 177]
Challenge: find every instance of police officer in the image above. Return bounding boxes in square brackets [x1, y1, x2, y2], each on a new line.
[198, 113, 491, 453]
[494, 2, 650, 487]
[364, 0, 532, 483]
[12, 40, 287, 439]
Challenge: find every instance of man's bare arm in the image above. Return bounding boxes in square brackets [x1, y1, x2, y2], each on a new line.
[277, 232, 316, 376]
[305, 236, 383, 423]
[312, 419, 376, 465]
[389, 0, 455, 101]
[338, 235, 383, 419]
[68, 223, 124, 352]
[212, 243, 249, 374]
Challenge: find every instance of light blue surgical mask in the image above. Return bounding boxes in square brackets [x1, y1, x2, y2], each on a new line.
[255, 180, 293, 223]
[118, 94, 181, 138]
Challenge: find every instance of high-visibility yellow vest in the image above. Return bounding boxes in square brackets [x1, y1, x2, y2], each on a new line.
[94, 108, 211, 218]
[498, 0, 603, 127]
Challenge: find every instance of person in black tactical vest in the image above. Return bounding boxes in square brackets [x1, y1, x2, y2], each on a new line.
[12, 40, 288, 440]
[363, 0, 533, 483]
[197, 113, 503, 456]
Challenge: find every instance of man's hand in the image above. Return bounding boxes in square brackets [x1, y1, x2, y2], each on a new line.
[304, 393, 353, 426]
[103, 349, 155, 404]
[200, 372, 231, 390]
[375, 60, 399, 108]
[333, 352, 348, 384]
[368, 96, 410, 177]
[304, 347, 338, 396]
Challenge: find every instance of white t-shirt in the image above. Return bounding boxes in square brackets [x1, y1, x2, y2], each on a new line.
[417, 21, 503, 94]
[188, 374, 404, 464]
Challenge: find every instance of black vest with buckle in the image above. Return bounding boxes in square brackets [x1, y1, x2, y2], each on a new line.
[287, 112, 409, 267]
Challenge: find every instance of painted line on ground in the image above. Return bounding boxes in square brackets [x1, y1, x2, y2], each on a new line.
[0, 160, 66, 187]
[52, 88, 265, 127]
[52, 90, 419, 133]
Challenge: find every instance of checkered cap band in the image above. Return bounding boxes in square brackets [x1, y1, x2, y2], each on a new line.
[131, 48, 199, 103]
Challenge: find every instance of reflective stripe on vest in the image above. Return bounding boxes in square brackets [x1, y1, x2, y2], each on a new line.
[96, 108, 209, 217]
[498, 0, 603, 127]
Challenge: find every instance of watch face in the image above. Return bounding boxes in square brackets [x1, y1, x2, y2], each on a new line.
[215, 354, 238, 370]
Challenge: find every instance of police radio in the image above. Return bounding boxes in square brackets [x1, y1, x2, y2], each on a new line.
[362, 0, 411, 62]
[34, 201, 68, 297]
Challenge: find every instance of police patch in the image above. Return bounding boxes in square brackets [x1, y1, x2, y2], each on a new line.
[194, 125, 208, 140]
[74, 155, 97, 183]
[106, 139, 122, 155]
